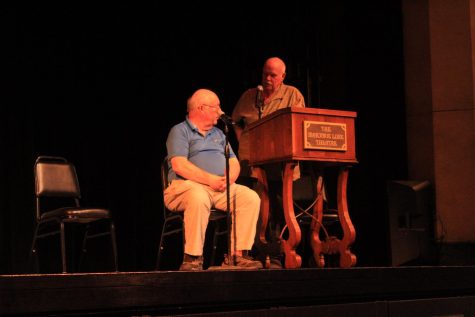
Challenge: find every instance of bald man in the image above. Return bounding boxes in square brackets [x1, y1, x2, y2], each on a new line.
[231, 57, 306, 268]
[232, 57, 305, 165]
[164, 88, 262, 271]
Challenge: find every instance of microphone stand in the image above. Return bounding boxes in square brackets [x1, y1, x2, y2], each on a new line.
[222, 123, 236, 266]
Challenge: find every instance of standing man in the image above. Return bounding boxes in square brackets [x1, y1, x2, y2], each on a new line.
[232, 57, 305, 171]
[232, 57, 306, 268]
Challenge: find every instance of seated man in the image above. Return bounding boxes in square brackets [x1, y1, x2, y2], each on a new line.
[163, 88, 263, 271]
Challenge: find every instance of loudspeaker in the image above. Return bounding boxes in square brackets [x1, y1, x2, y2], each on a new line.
[387, 180, 435, 266]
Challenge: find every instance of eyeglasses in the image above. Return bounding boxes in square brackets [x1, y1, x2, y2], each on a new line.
[201, 104, 221, 112]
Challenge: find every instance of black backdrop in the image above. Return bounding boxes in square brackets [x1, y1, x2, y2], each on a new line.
[0, 2, 406, 273]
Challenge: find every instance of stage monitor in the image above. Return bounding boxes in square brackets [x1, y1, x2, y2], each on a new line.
[387, 180, 435, 266]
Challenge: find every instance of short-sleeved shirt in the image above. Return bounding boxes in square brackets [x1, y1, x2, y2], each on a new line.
[232, 84, 305, 161]
[166, 117, 236, 181]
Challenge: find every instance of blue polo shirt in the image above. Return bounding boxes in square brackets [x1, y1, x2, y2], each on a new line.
[166, 117, 236, 181]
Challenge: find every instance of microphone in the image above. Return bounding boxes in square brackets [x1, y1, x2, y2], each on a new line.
[218, 110, 236, 125]
[255, 85, 264, 109]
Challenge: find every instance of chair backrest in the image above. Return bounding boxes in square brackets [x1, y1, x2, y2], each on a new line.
[34, 156, 81, 219]
[35, 156, 81, 197]
[161, 157, 170, 191]
[160, 157, 175, 217]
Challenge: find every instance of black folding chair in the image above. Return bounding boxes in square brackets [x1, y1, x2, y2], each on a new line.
[156, 157, 228, 270]
[29, 156, 118, 273]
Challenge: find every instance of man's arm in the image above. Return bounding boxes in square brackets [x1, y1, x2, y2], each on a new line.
[232, 89, 252, 142]
[228, 157, 241, 184]
[170, 156, 226, 191]
[293, 88, 306, 108]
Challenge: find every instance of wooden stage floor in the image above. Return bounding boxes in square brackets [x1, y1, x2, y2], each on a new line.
[2, 266, 475, 316]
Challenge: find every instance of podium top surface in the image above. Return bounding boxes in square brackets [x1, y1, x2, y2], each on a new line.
[247, 107, 357, 131]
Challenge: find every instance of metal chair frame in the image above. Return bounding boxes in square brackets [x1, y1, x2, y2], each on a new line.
[156, 157, 228, 269]
[29, 156, 118, 273]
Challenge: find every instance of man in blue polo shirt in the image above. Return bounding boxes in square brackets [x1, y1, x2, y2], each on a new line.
[164, 88, 263, 271]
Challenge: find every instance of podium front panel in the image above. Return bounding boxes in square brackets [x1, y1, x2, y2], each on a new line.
[247, 107, 357, 165]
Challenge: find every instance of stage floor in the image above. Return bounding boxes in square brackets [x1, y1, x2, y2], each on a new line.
[2, 266, 475, 316]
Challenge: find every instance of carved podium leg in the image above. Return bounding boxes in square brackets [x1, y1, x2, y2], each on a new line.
[337, 167, 356, 267]
[254, 167, 269, 245]
[310, 166, 356, 268]
[280, 162, 302, 268]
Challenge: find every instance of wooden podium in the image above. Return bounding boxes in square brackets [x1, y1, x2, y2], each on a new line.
[246, 107, 358, 268]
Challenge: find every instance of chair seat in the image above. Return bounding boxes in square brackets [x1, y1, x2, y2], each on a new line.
[40, 207, 111, 222]
[209, 210, 227, 221]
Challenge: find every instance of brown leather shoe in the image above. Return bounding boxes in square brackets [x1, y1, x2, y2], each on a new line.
[223, 254, 263, 270]
[179, 256, 203, 271]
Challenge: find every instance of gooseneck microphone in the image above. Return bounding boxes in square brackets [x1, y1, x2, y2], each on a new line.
[256, 85, 264, 119]
[256, 85, 264, 108]
[219, 110, 236, 125]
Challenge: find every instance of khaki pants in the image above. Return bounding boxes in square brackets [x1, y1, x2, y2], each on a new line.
[164, 180, 260, 256]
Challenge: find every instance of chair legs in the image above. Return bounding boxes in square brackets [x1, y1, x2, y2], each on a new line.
[28, 221, 69, 273]
[156, 213, 228, 270]
[110, 222, 119, 271]
[60, 222, 67, 273]
[29, 226, 41, 273]
[155, 227, 167, 270]
[209, 219, 228, 267]
[29, 219, 62, 273]
[156, 214, 184, 270]
[79, 220, 119, 272]
[31, 219, 118, 273]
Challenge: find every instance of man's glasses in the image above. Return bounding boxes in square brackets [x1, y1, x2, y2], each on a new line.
[202, 104, 221, 112]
